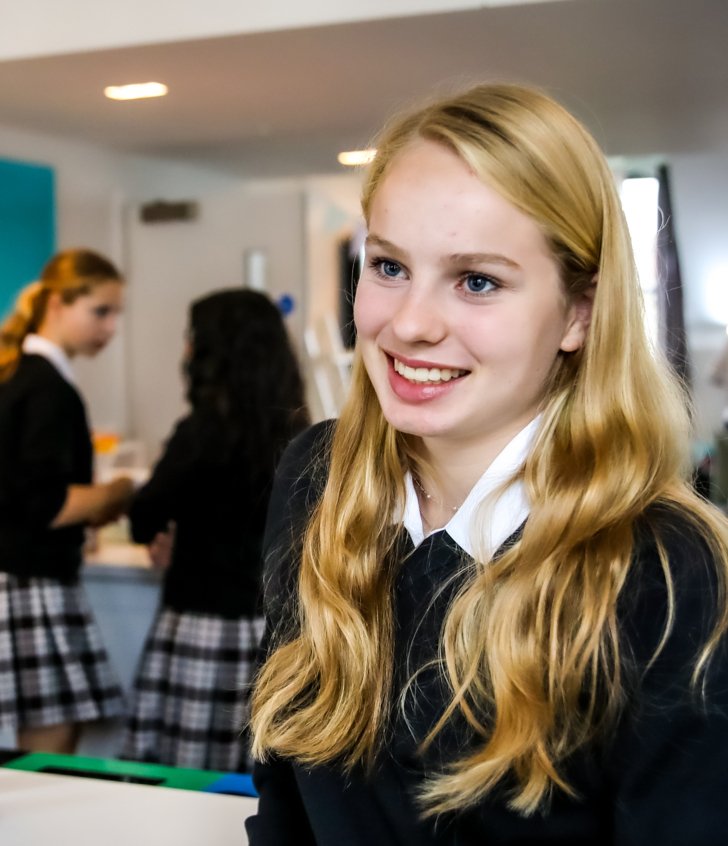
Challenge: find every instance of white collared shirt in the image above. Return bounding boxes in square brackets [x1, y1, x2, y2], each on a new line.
[401, 416, 540, 559]
[22, 333, 77, 387]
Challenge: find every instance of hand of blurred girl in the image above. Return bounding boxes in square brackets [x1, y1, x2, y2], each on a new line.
[147, 521, 176, 570]
[52, 476, 135, 528]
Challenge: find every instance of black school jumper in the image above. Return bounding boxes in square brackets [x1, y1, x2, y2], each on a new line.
[0, 353, 123, 729]
[247, 421, 728, 846]
[0, 354, 92, 579]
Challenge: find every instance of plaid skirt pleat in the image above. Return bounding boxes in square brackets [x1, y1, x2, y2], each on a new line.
[120, 608, 265, 773]
[0, 573, 125, 730]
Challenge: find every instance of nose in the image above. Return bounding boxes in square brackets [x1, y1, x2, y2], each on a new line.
[390, 285, 447, 345]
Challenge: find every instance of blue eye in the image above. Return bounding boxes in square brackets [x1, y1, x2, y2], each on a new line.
[380, 260, 401, 278]
[464, 274, 497, 294]
[368, 257, 405, 281]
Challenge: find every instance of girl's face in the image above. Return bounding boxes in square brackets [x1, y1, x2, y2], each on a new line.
[55, 280, 124, 357]
[354, 140, 590, 461]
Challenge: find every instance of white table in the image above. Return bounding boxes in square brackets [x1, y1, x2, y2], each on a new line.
[0, 768, 257, 845]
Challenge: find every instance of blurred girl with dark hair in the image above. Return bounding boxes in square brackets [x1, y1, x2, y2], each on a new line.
[122, 288, 309, 771]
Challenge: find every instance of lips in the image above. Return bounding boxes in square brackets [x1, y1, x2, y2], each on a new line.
[391, 356, 468, 385]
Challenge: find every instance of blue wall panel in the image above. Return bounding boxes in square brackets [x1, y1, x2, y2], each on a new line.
[0, 158, 56, 320]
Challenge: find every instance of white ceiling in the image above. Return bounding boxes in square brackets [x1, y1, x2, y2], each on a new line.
[0, 0, 726, 177]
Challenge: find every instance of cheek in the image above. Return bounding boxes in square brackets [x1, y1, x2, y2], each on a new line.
[353, 283, 385, 340]
[81, 316, 99, 337]
[521, 311, 574, 377]
[69, 314, 90, 338]
[474, 309, 565, 372]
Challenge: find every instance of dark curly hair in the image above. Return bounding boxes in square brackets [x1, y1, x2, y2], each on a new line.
[185, 288, 309, 491]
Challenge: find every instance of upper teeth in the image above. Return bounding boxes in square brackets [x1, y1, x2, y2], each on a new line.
[393, 358, 465, 383]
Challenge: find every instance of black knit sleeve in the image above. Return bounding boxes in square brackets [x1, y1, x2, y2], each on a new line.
[609, 510, 728, 845]
[14, 371, 77, 527]
[128, 415, 199, 544]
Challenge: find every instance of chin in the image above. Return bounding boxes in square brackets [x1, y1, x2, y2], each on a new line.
[379, 407, 447, 439]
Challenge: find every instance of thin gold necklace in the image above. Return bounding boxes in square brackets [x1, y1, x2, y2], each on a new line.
[412, 474, 461, 514]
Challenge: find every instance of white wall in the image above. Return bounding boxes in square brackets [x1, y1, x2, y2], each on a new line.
[671, 150, 728, 328]
[668, 146, 728, 443]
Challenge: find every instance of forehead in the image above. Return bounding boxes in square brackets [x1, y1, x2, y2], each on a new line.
[368, 140, 552, 259]
[71, 279, 124, 309]
[88, 280, 123, 300]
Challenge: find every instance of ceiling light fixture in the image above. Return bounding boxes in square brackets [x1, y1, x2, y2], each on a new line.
[337, 149, 377, 167]
[104, 82, 169, 101]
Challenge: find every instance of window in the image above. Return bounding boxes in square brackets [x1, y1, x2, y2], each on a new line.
[619, 176, 660, 346]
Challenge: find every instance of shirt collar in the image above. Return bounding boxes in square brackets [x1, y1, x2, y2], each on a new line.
[401, 416, 540, 558]
[22, 334, 77, 387]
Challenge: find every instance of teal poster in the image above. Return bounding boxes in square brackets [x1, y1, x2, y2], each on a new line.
[0, 158, 56, 320]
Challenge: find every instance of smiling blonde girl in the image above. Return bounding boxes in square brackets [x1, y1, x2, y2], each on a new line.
[247, 85, 728, 845]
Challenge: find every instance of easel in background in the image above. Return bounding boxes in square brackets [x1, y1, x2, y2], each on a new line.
[304, 313, 354, 420]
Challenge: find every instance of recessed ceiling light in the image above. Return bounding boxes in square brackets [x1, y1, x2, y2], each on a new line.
[337, 149, 377, 167]
[104, 82, 168, 101]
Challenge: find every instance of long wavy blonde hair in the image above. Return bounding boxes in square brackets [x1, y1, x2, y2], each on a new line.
[251, 83, 728, 815]
[0, 248, 122, 381]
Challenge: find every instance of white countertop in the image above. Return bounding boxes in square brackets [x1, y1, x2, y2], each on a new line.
[85, 540, 153, 570]
[0, 768, 257, 845]
[84, 518, 159, 575]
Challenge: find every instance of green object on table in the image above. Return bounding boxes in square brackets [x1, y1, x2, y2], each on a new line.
[4, 752, 226, 791]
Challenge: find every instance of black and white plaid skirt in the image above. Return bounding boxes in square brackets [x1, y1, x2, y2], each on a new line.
[0, 573, 125, 730]
[120, 607, 265, 773]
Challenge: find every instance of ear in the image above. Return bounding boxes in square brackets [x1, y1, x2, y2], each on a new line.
[559, 281, 595, 353]
[44, 290, 64, 317]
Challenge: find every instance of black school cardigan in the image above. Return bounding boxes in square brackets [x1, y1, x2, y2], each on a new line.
[0, 354, 92, 582]
[246, 421, 728, 846]
[129, 410, 268, 617]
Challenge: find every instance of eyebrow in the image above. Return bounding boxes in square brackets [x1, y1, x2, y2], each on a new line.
[365, 234, 406, 254]
[365, 234, 521, 269]
[448, 252, 521, 269]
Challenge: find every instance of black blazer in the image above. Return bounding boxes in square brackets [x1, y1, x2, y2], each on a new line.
[0, 354, 92, 581]
[247, 422, 728, 845]
[129, 409, 269, 617]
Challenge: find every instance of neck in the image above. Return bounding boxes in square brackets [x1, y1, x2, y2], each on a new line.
[413, 480, 461, 533]
[411, 450, 473, 533]
[415, 441, 502, 508]
[414, 418, 539, 527]
[35, 326, 74, 358]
